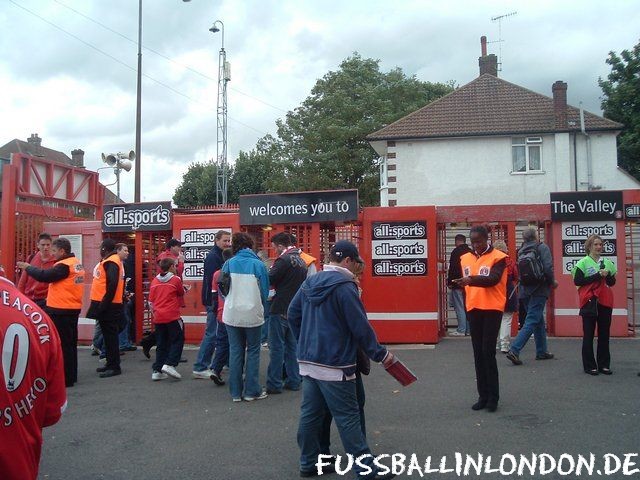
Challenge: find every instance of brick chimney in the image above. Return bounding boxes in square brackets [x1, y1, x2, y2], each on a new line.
[71, 149, 85, 168]
[27, 133, 42, 147]
[478, 36, 498, 76]
[552, 81, 568, 130]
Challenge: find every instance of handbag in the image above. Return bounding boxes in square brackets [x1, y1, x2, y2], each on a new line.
[579, 296, 598, 317]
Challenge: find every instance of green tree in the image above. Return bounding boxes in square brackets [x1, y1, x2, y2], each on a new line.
[173, 160, 233, 207]
[599, 39, 640, 179]
[239, 53, 454, 206]
[227, 135, 283, 203]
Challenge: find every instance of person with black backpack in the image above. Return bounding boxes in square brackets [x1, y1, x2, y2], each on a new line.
[506, 228, 557, 366]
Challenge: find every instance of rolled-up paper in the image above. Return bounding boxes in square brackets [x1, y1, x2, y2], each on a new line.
[384, 357, 417, 387]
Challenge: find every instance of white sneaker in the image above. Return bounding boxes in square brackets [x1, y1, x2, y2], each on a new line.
[161, 364, 182, 379]
[449, 331, 465, 337]
[192, 369, 213, 379]
[243, 391, 268, 402]
[152, 371, 168, 381]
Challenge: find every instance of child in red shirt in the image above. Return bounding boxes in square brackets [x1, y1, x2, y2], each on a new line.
[149, 258, 185, 381]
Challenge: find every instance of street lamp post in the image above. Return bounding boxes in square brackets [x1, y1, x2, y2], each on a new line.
[134, 0, 142, 203]
[210, 20, 229, 206]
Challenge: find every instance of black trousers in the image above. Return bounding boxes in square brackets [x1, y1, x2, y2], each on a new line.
[581, 305, 612, 372]
[152, 320, 185, 371]
[468, 309, 502, 404]
[97, 304, 124, 371]
[49, 311, 79, 387]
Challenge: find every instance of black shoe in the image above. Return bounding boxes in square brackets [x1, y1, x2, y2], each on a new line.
[96, 366, 109, 373]
[506, 351, 523, 365]
[284, 385, 301, 391]
[140, 339, 152, 359]
[486, 402, 498, 412]
[99, 369, 122, 378]
[266, 388, 282, 394]
[599, 368, 613, 375]
[371, 473, 396, 480]
[210, 372, 226, 386]
[471, 400, 487, 411]
[179, 357, 188, 363]
[121, 345, 137, 352]
[300, 458, 336, 477]
[584, 369, 599, 376]
[535, 352, 554, 360]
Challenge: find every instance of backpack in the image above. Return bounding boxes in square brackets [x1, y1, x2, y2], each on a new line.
[517, 243, 545, 286]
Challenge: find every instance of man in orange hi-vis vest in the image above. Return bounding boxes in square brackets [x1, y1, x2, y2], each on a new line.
[87, 239, 125, 378]
[17, 237, 85, 388]
[452, 225, 507, 413]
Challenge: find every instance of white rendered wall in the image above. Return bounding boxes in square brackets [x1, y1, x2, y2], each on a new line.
[390, 132, 638, 207]
[394, 135, 562, 206]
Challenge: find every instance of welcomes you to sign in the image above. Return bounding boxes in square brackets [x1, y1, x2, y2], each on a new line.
[102, 202, 172, 232]
[550, 191, 623, 221]
[239, 190, 358, 225]
[181, 228, 232, 280]
[561, 221, 617, 275]
[371, 221, 428, 277]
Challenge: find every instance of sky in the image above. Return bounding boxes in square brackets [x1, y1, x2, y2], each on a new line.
[1, 0, 638, 204]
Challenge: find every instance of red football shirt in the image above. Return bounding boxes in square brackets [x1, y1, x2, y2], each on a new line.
[0, 277, 67, 480]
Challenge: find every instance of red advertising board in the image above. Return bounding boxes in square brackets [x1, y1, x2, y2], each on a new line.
[360, 206, 439, 343]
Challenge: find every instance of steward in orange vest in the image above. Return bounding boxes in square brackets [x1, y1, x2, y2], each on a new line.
[16, 236, 85, 388]
[452, 225, 507, 413]
[86, 238, 125, 378]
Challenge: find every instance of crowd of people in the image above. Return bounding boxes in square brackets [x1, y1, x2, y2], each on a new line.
[1, 226, 637, 479]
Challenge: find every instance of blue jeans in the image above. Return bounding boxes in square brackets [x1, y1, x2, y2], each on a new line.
[118, 299, 133, 349]
[450, 288, 468, 334]
[210, 321, 229, 375]
[226, 324, 262, 399]
[93, 323, 105, 355]
[261, 316, 270, 344]
[193, 306, 218, 372]
[510, 295, 548, 357]
[267, 314, 300, 391]
[298, 376, 374, 477]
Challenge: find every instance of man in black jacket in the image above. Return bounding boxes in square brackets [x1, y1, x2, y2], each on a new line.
[193, 230, 231, 378]
[87, 239, 125, 378]
[447, 234, 472, 336]
[266, 232, 307, 394]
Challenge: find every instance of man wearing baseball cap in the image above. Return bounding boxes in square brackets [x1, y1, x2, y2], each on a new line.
[157, 239, 184, 278]
[288, 240, 395, 479]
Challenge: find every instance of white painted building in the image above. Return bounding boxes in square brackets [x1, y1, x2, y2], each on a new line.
[368, 46, 640, 207]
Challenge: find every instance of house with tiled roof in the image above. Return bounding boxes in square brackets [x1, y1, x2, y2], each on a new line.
[368, 39, 640, 207]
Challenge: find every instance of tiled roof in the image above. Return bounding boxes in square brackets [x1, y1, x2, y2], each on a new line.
[367, 74, 623, 141]
[0, 139, 72, 165]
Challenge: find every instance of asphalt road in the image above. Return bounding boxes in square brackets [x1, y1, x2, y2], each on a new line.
[38, 338, 640, 480]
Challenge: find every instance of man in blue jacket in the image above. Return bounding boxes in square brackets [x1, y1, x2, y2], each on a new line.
[288, 240, 395, 480]
[193, 230, 231, 378]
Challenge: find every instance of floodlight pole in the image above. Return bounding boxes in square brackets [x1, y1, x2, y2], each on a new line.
[210, 20, 228, 206]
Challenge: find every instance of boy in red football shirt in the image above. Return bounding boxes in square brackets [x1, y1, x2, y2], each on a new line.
[149, 258, 185, 381]
[0, 276, 67, 480]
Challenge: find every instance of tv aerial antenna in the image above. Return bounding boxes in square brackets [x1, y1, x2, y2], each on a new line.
[490, 11, 517, 71]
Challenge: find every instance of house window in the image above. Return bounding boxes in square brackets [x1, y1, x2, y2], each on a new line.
[512, 137, 542, 172]
[379, 157, 388, 188]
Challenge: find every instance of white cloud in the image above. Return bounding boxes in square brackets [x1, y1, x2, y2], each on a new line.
[1, 0, 638, 204]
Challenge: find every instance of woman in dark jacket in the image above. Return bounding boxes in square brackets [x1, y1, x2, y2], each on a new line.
[571, 234, 616, 376]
